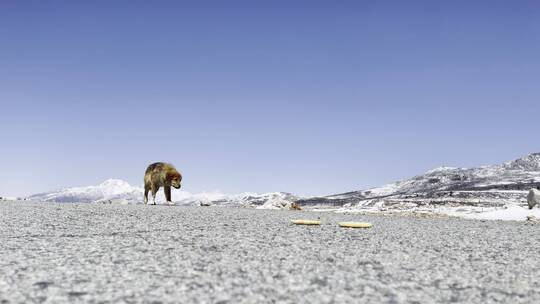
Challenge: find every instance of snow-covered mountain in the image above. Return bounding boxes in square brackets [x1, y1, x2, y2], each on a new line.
[27, 179, 298, 208]
[299, 153, 540, 214]
[24, 153, 540, 219]
[28, 179, 142, 204]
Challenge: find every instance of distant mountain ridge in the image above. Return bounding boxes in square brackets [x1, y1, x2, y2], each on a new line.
[298, 153, 540, 209]
[25, 153, 540, 212]
[27, 179, 298, 209]
[27, 179, 142, 204]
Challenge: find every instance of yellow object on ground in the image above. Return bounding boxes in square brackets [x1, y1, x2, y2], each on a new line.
[291, 220, 321, 225]
[338, 222, 372, 228]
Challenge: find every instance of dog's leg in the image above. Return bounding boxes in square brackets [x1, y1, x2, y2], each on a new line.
[144, 184, 150, 204]
[164, 185, 172, 204]
[151, 185, 159, 205]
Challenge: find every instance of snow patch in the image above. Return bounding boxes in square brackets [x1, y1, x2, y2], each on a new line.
[443, 205, 540, 221]
[0, 196, 19, 201]
[425, 166, 460, 174]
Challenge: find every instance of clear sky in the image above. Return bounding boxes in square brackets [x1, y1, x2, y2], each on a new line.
[1, 0, 539, 197]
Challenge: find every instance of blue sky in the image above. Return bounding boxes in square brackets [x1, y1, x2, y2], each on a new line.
[1, 1, 539, 197]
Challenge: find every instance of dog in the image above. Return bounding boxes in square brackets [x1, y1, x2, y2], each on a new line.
[144, 162, 182, 205]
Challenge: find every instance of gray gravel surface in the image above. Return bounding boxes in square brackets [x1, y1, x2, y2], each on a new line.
[1, 201, 540, 303]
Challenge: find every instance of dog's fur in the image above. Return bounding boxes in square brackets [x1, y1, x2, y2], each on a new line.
[144, 162, 182, 204]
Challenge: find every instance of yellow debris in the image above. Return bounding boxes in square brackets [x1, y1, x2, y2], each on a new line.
[338, 222, 372, 228]
[291, 220, 321, 225]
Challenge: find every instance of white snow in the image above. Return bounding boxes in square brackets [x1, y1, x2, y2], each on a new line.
[333, 203, 540, 221]
[0, 196, 18, 201]
[425, 166, 460, 174]
[444, 205, 540, 221]
[363, 183, 400, 197]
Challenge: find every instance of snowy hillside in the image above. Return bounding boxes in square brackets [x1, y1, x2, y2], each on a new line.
[27, 179, 298, 208]
[27, 179, 142, 204]
[299, 153, 540, 219]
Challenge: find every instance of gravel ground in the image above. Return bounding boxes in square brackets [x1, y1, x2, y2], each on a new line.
[1, 201, 540, 303]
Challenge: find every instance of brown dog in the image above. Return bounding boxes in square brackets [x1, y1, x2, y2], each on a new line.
[144, 162, 182, 204]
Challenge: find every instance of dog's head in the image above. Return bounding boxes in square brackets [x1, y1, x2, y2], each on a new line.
[167, 170, 182, 189]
